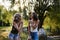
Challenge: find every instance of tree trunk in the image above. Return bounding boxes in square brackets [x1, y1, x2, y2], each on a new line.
[38, 12, 46, 30]
[38, 16, 44, 30]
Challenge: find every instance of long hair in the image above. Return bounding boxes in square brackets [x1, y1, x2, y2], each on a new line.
[32, 12, 38, 21]
[14, 13, 21, 23]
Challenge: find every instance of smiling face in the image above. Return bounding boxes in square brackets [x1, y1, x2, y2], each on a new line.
[30, 13, 33, 19]
[14, 13, 21, 23]
[32, 12, 38, 21]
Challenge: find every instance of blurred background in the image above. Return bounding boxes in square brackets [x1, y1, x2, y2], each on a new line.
[0, 0, 60, 40]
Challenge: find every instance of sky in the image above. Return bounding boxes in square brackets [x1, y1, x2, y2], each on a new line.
[0, 0, 37, 12]
[0, 0, 23, 11]
[0, 0, 29, 11]
[0, 0, 11, 10]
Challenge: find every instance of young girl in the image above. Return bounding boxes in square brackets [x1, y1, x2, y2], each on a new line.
[28, 12, 39, 40]
[9, 13, 23, 40]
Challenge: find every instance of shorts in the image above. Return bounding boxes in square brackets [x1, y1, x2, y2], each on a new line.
[30, 32, 38, 40]
[8, 33, 19, 40]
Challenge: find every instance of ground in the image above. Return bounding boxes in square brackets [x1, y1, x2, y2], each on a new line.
[0, 26, 28, 40]
[0, 26, 60, 40]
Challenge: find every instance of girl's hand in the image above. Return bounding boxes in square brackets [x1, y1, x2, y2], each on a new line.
[28, 31, 30, 35]
[13, 22, 19, 31]
[18, 21, 23, 33]
[32, 23, 36, 29]
[13, 22, 18, 27]
[32, 21, 38, 29]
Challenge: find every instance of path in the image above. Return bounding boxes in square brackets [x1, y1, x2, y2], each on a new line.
[47, 36, 60, 40]
[0, 27, 60, 40]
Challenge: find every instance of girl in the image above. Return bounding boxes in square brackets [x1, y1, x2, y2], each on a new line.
[9, 13, 23, 40]
[28, 12, 39, 40]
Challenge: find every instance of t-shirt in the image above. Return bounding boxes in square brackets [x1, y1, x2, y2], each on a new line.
[29, 20, 38, 32]
[11, 26, 19, 34]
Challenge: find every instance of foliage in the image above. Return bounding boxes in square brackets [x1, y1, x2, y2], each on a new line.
[0, 5, 12, 26]
[0, 26, 28, 40]
[0, 0, 60, 35]
[23, 7, 28, 20]
[34, 0, 60, 34]
[34, 0, 53, 29]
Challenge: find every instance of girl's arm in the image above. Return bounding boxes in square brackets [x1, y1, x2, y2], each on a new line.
[13, 22, 19, 31]
[19, 21, 23, 33]
[28, 20, 31, 35]
[33, 20, 39, 29]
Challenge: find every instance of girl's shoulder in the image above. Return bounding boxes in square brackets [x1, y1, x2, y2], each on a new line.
[29, 19, 33, 23]
[19, 20, 23, 24]
[36, 19, 39, 22]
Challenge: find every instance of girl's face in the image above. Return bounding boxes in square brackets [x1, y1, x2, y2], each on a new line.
[30, 13, 33, 19]
[15, 15, 21, 20]
[14, 14, 21, 23]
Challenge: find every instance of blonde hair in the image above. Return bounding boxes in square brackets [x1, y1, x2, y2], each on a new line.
[14, 13, 21, 18]
[13, 13, 21, 22]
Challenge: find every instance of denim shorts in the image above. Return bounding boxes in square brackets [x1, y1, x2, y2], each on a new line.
[30, 32, 38, 40]
[9, 33, 19, 40]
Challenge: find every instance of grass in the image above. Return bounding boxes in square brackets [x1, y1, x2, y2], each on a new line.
[23, 20, 28, 27]
[0, 26, 11, 40]
[0, 20, 28, 40]
[0, 26, 60, 40]
[0, 26, 28, 40]
[0, 20, 60, 40]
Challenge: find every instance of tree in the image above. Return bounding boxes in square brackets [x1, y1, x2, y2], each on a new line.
[0, 5, 12, 26]
[23, 6, 28, 20]
[34, 0, 54, 29]
[0, 5, 3, 26]
[34, 0, 60, 35]
[9, 0, 22, 13]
